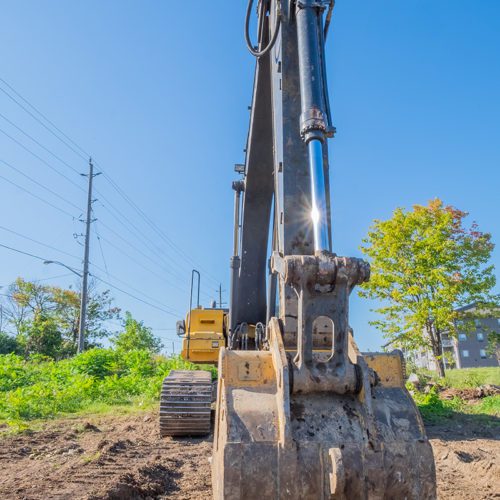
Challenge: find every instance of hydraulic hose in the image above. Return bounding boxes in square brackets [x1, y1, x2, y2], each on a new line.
[245, 0, 281, 58]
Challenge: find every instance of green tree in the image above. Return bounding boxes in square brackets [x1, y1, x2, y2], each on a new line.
[360, 199, 498, 377]
[112, 312, 163, 353]
[17, 314, 63, 358]
[486, 330, 500, 363]
[50, 281, 120, 348]
[2, 277, 120, 358]
[0, 331, 19, 354]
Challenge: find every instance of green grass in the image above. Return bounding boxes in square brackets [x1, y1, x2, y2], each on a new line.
[411, 389, 500, 421]
[469, 395, 500, 416]
[409, 366, 500, 389]
[408, 367, 500, 422]
[0, 349, 216, 428]
[410, 387, 463, 422]
[442, 367, 500, 388]
[412, 391, 500, 422]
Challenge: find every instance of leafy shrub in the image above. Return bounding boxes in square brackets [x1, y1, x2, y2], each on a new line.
[72, 348, 118, 379]
[0, 350, 214, 425]
[0, 354, 32, 392]
[118, 350, 156, 378]
[412, 387, 463, 421]
[0, 373, 94, 420]
[111, 312, 163, 353]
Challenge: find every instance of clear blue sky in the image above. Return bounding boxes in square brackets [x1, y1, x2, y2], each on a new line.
[0, 1, 498, 353]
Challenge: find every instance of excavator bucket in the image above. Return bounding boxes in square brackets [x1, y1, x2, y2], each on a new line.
[214, 252, 436, 499]
[212, 321, 436, 499]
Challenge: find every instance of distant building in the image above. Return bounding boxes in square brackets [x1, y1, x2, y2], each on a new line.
[407, 304, 499, 370]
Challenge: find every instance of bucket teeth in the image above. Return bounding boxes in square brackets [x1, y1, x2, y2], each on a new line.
[159, 370, 212, 437]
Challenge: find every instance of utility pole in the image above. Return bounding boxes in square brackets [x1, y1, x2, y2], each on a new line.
[78, 158, 99, 353]
[216, 283, 226, 309]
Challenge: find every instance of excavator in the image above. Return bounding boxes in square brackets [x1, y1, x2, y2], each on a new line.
[160, 0, 437, 498]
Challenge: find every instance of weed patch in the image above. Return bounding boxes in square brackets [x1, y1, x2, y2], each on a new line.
[0, 350, 215, 426]
[411, 387, 464, 422]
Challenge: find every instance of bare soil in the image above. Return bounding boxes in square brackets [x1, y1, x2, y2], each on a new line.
[439, 384, 500, 402]
[0, 411, 498, 499]
[0, 413, 211, 500]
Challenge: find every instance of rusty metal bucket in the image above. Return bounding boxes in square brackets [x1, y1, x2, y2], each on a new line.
[212, 319, 436, 499]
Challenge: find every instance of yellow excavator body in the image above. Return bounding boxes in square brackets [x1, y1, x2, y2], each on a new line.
[159, 308, 225, 438]
[180, 308, 226, 364]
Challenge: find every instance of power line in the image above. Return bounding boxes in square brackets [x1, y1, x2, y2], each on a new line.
[99, 171, 222, 287]
[0, 126, 85, 192]
[0, 242, 46, 262]
[0, 145, 170, 285]
[0, 83, 207, 291]
[0, 225, 185, 313]
[0, 81, 88, 161]
[0, 77, 90, 160]
[0, 110, 83, 176]
[0, 241, 181, 318]
[0, 157, 83, 212]
[97, 217, 187, 286]
[0, 172, 78, 218]
[96, 199, 216, 301]
[89, 263, 180, 315]
[92, 274, 181, 318]
[94, 223, 110, 280]
[0, 225, 81, 262]
[95, 227, 213, 302]
[0, 77, 222, 288]
[36, 273, 75, 282]
[96, 198, 187, 283]
[96, 230, 190, 295]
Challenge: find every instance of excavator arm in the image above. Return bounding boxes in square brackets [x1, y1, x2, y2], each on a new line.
[215, 1, 437, 498]
[230, 0, 334, 335]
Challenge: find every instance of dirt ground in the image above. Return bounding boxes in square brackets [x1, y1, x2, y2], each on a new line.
[0, 411, 498, 499]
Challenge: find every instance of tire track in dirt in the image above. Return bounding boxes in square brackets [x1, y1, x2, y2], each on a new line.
[0, 413, 212, 499]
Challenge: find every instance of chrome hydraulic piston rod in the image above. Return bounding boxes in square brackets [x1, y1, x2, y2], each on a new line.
[308, 139, 329, 251]
[296, 0, 333, 252]
[229, 180, 244, 334]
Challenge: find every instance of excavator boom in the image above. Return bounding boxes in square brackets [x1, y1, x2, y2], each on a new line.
[215, 1, 437, 498]
[160, 2, 437, 498]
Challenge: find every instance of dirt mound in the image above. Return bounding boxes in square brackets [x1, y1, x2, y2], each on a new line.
[89, 462, 180, 500]
[440, 384, 500, 402]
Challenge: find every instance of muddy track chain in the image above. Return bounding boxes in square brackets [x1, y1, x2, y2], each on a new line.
[159, 370, 212, 437]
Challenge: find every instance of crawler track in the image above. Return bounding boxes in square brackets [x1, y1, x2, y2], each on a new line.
[159, 370, 212, 437]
